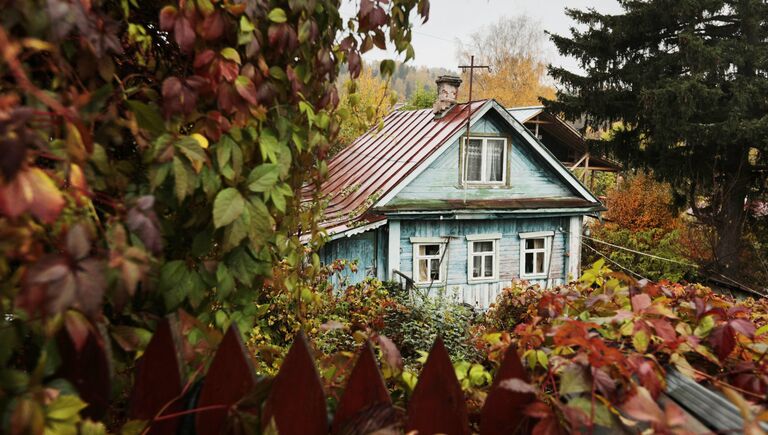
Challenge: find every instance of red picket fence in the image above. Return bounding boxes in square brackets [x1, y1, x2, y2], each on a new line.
[67, 317, 538, 434]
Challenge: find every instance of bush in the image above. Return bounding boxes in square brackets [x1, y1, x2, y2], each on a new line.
[382, 286, 481, 365]
[585, 173, 706, 281]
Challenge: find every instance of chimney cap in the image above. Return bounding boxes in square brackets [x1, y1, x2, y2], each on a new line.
[435, 75, 462, 87]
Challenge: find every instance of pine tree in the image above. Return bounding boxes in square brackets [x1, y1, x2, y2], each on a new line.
[546, 0, 768, 274]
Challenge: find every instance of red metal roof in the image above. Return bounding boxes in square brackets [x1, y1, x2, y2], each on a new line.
[306, 101, 488, 235]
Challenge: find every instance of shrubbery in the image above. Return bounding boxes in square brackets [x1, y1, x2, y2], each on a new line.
[584, 173, 705, 281]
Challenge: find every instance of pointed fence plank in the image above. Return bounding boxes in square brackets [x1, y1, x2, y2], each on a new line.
[262, 331, 328, 435]
[129, 318, 185, 435]
[406, 337, 470, 435]
[56, 321, 111, 420]
[196, 325, 257, 435]
[480, 344, 536, 435]
[332, 341, 395, 434]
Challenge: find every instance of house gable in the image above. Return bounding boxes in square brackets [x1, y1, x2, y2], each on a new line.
[382, 102, 591, 208]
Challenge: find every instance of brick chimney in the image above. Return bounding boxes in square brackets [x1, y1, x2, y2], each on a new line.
[432, 75, 462, 116]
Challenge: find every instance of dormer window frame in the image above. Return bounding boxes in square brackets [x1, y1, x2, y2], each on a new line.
[462, 136, 508, 186]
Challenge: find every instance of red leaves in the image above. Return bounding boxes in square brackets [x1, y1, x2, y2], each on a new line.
[234, 76, 258, 105]
[623, 387, 688, 432]
[200, 11, 225, 41]
[126, 195, 162, 255]
[23, 224, 105, 317]
[174, 16, 196, 52]
[0, 167, 65, 224]
[159, 5, 178, 31]
[161, 76, 202, 118]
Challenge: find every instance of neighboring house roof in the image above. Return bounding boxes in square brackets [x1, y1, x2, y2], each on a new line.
[309, 99, 602, 237]
[508, 105, 621, 171]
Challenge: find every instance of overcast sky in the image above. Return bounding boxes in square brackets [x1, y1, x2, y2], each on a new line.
[349, 0, 622, 74]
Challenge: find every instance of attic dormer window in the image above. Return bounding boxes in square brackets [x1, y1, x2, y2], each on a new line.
[463, 137, 507, 184]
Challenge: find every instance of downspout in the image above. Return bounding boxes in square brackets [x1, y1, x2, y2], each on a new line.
[544, 233, 556, 289]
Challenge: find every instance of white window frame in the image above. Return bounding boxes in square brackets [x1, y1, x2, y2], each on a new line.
[519, 231, 554, 279]
[466, 233, 501, 283]
[462, 136, 508, 185]
[411, 237, 448, 285]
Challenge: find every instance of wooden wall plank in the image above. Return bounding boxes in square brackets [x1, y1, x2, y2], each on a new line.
[129, 318, 185, 434]
[262, 331, 328, 435]
[332, 341, 395, 434]
[480, 345, 536, 435]
[406, 337, 470, 435]
[196, 325, 257, 435]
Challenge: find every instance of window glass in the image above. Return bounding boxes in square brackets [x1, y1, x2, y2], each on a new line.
[415, 243, 443, 283]
[525, 252, 534, 274]
[522, 236, 550, 276]
[486, 139, 504, 182]
[472, 256, 482, 278]
[474, 241, 494, 252]
[464, 137, 506, 183]
[465, 139, 483, 182]
[469, 239, 496, 280]
[483, 254, 493, 276]
[420, 244, 440, 256]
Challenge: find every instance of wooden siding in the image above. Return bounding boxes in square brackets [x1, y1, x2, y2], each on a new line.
[320, 230, 382, 283]
[392, 111, 577, 204]
[399, 217, 569, 308]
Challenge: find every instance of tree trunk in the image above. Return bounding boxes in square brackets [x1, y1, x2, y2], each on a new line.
[713, 151, 752, 274]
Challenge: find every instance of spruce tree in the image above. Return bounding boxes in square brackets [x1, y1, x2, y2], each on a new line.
[546, 0, 768, 275]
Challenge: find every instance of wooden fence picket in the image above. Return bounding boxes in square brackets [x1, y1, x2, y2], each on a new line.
[126, 322, 538, 435]
[129, 318, 185, 434]
[261, 331, 328, 435]
[56, 321, 111, 420]
[406, 337, 471, 435]
[331, 341, 395, 434]
[479, 344, 536, 434]
[196, 325, 258, 435]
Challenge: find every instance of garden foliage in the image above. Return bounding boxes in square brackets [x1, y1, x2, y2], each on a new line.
[477, 261, 768, 433]
[0, 0, 429, 432]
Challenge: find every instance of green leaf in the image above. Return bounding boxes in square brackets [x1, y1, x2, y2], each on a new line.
[559, 364, 590, 395]
[259, 130, 279, 162]
[172, 156, 195, 200]
[176, 137, 206, 166]
[267, 8, 287, 23]
[159, 260, 188, 309]
[216, 263, 235, 299]
[379, 59, 396, 77]
[695, 315, 715, 337]
[568, 397, 614, 428]
[220, 47, 241, 64]
[633, 329, 649, 353]
[213, 188, 245, 228]
[239, 16, 255, 32]
[126, 100, 164, 135]
[46, 394, 87, 421]
[247, 164, 280, 192]
[223, 207, 249, 251]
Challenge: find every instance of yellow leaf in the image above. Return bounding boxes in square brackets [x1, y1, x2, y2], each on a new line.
[191, 133, 209, 149]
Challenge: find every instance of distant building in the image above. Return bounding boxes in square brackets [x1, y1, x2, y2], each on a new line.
[311, 76, 604, 308]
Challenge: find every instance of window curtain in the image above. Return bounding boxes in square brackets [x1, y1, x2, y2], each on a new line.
[486, 139, 504, 182]
[466, 139, 482, 181]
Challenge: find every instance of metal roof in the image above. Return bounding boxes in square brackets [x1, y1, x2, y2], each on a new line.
[309, 100, 603, 237]
[507, 106, 621, 171]
[507, 105, 544, 124]
[308, 101, 488, 236]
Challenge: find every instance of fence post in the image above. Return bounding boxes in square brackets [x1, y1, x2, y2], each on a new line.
[261, 331, 329, 434]
[480, 344, 536, 434]
[195, 325, 257, 435]
[406, 337, 470, 435]
[332, 341, 395, 434]
[128, 317, 185, 434]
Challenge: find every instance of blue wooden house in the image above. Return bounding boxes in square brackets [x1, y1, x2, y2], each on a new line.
[315, 76, 604, 308]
